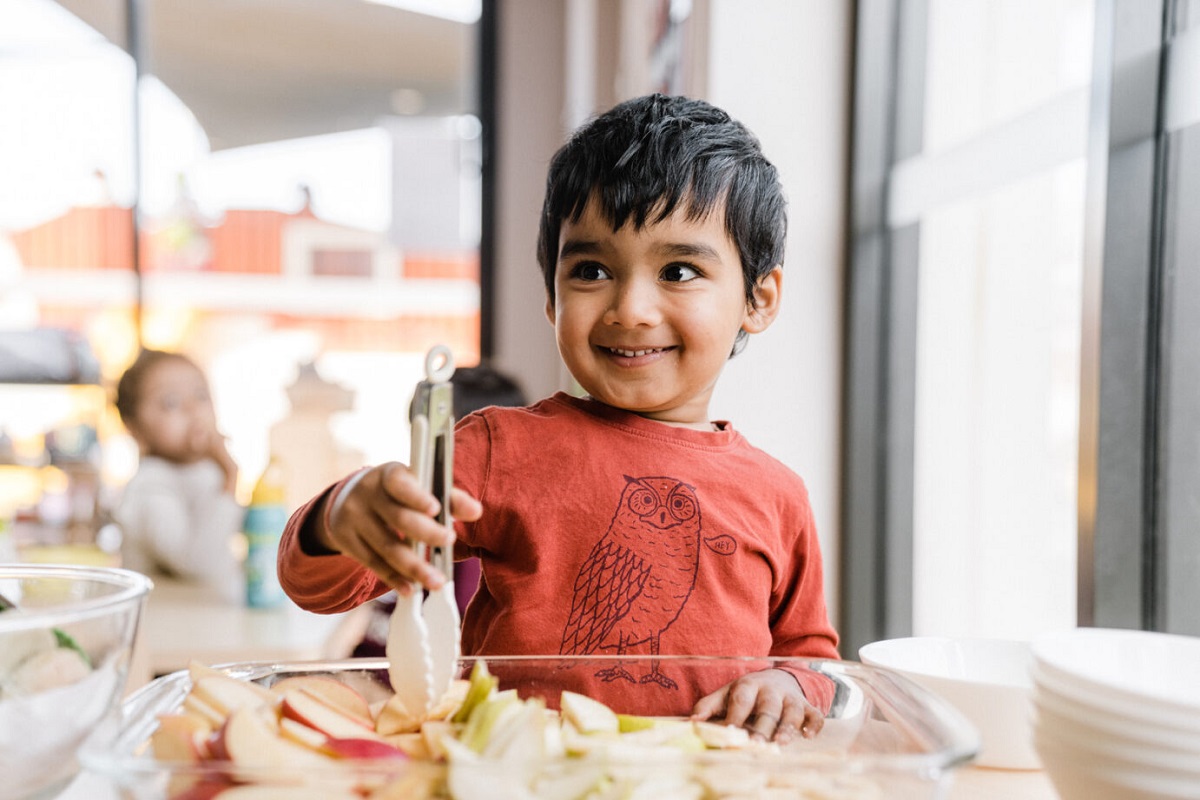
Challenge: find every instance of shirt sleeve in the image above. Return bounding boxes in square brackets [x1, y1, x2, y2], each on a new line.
[277, 474, 390, 614]
[766, 486, 841, 711]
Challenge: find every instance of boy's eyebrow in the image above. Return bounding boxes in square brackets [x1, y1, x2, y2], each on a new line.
[558, 239, 724, 261]
[558, 238, 602, 260]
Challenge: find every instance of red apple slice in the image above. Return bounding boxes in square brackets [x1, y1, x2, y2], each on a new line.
[268, 675, 373, 725]
[216, 706, 328, 768]
[206, 786, 360, 799]
[321, 737, 409, 761]
[280, 689, 384, 742]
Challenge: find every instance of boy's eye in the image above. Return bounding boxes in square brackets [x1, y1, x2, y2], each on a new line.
[569, 262, 610, 281]
[662, 263, 700, 282]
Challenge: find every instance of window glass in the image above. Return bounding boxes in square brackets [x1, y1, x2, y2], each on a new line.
[924, 0, 1094, 154]
[909, 0, 1094, 638]
[914, 162, 1084, 637]
[0, 0, 482, 545]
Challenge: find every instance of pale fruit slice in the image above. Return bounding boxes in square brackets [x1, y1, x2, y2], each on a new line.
[214, 706, 328, 768]
[418, 719, 455, 761]
[560, 691, 619, 734]
[279, 717, 328, 751]
[692, 720, 751, 749]
[280, 688, 385, 742]
[269, 675, 373, 725]
[381, 732, 430, 759]
[151, 713, 213, 763]
[192, 674, 278, 717]
[451, 661, 497, 723]
[182, 692, 228, 728]
[211, 785, 360, 800]
[375, 693, 423, 735]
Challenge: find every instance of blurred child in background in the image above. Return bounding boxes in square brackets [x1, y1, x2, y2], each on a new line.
[113, 349, 243, 603]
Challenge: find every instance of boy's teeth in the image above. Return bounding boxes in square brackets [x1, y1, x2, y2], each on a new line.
[611, 347, 662, 357]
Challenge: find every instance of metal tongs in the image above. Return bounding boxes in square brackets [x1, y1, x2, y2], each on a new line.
[387, 344, 460, 717]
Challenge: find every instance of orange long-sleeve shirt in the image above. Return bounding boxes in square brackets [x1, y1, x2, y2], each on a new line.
[279, 393, 839, 714]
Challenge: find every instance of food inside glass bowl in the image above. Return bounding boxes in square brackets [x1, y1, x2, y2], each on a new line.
[0, 565, 152, 800]
[146, 659, 887, 800]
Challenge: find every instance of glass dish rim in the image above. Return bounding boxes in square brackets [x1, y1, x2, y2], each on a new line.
[0, 564, 154, 630]
[80, 654, 981, 783]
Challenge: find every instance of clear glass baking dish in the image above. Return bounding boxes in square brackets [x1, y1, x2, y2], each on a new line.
[79, 655, 979, 800]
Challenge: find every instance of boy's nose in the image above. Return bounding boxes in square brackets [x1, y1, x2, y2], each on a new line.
[603, 278, 662, 327]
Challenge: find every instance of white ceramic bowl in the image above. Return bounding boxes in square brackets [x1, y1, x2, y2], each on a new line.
[1035, 729, 1200, 800]
[858, 636, 1038, 769]
[0, 564, 152, 800]
[1032, 674, 1200, 752]
[1031, 628, 1200, 716]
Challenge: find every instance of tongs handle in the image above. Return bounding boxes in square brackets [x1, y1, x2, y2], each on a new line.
[410, 345, 455, 580]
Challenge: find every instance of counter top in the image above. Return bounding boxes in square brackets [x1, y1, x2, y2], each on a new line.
[126, 577, 366, 689]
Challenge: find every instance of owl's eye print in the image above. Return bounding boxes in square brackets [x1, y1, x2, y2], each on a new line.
[628, 488, 658, 515]
[667, 489, 697, 522]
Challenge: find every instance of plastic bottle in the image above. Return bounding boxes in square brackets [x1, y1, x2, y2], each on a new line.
[243, 457, 288, 608]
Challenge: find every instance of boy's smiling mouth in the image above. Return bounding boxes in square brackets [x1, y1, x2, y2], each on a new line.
[604, 346, 673, 358]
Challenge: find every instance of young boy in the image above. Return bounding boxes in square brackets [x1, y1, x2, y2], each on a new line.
[279, 94, 839, 742]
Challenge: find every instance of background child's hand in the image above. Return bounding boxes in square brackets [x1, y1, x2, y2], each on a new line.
[691, 668, 825, 744]
[191, 426, 237, 494]
[318, 462, 482, 595]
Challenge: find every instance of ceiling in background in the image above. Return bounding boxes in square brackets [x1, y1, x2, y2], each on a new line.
[55, 0, 477, 150]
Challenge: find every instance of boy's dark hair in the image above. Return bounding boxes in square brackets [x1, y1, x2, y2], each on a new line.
[536, 93, 786, 354]
[114, 349, 195, 428]
[450, 364, 527, 418]
[407, 362, 528, 422]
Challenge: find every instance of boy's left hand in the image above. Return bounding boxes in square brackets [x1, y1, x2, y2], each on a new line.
[691, 668, 824, 744]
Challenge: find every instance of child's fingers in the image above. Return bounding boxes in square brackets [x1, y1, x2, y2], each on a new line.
[689, 685, 730, 722]
[717, 679, 760, 730]
[449, 487, 483, 522]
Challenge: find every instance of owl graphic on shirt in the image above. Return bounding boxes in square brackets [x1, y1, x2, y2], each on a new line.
[559, 474, 737, 689]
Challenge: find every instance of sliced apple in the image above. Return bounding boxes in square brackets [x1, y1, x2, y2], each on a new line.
[559, 691, 619, 735]
[374, 692, 423, 735]
[322, 736, 409, 761]
[183, 692, 228, 728]
[192, 674, 278, 718]
[367, 769, 442, 800]
[429, 678, 470, 720]
[418, 719, 455, 761]
[208, 785, 360, 800]
[269, 675, 373, 725]
[216, 705, 329, 768]
[381, 732, 430, 759]
[279, 717, 328, 751]
[460, 689, 520, 753]
[692, 720, 751, 749]
[151, 713, 213, 763]
[450, 661, 497, 723]
[281, 688, 385, 742]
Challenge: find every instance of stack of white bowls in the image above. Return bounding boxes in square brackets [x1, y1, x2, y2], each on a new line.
[1031, 628, 1200, 800]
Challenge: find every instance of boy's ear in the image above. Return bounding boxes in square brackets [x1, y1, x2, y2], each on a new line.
[544, 293, 556, 326]
[742, 265, 783, 334]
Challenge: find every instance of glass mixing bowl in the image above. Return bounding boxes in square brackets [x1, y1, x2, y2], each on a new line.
[0, 564, 153, 800]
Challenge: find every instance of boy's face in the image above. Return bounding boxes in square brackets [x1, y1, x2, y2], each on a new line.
[546, 197, 781, 428]
[127, 358, 219, 463]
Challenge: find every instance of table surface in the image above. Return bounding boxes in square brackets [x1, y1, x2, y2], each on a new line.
[126, 577, 364, 690]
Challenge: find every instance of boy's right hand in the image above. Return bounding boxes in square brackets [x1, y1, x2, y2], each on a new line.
[313, 462, 482, 596]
